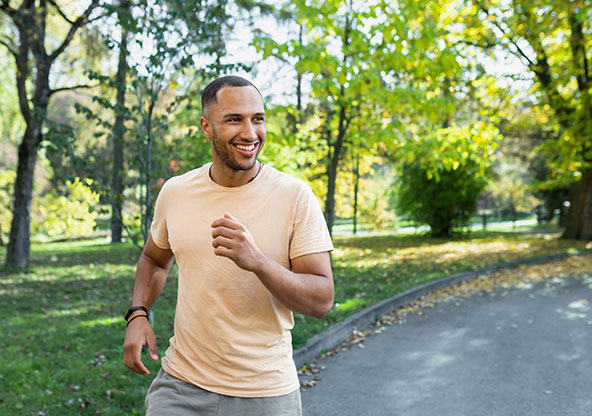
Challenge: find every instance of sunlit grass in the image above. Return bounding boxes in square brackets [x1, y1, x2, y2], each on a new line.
[292, 230, 592, 348]
[0, 228, 589, 414]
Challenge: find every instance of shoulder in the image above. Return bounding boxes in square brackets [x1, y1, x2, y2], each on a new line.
[161, 165, 208, 193]
[262, 165, 309, 193]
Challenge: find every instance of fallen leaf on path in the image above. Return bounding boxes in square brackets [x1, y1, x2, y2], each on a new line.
[298, 255, 592, 389]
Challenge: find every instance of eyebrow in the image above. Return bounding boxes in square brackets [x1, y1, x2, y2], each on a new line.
[222, 112, 266, 118]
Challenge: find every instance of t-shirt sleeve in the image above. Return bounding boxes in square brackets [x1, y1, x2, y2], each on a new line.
[289, 182, 334, 259]
[150, 182, 170, 249]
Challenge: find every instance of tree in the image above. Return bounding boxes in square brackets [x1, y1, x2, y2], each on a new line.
[395, 123, 499, 237]
[397, 163, 484, 237]
[497, 104, 569, 225]
[110, 0, 130, 243]
[489, 166, 539, 227]
[1, 0, 103, 268]
[460, 0, 592, 239]
[255, 0, 403, 235]
[256, 0, 490, 235]
[76, 0, 246, 247]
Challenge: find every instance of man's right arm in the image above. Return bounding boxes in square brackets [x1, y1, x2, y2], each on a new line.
[123, 234, 174, 375]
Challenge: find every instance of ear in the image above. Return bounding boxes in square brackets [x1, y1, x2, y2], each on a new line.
[200, 117, 212, 139]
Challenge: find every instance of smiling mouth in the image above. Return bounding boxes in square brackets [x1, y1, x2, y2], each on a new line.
[235, 143, 256, 151]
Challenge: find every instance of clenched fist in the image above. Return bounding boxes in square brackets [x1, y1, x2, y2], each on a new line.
[211, 213, 266, 272]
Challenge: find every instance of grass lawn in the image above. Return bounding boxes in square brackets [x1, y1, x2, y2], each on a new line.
[0, 229, 590, 415]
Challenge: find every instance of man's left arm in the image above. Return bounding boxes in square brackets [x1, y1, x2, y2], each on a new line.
[211, 213, 333, 319]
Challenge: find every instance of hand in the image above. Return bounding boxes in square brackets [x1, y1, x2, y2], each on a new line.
[211, 213, 265, 272]
[123, 314, 159, 375]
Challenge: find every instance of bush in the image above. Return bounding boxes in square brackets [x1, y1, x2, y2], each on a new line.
[396, 162, 488, 237]
[33, 177, 100, 238]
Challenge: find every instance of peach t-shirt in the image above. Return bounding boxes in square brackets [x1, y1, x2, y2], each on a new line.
[150, 163, 333, 397]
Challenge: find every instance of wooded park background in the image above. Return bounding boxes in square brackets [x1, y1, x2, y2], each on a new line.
[1, 0, 591, 269]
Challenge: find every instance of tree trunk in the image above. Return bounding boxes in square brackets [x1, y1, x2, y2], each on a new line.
[323, 11, 351, 237]
[110, 17, 129, 244]
[563, 167, 592, 240]
[296, 25, 303, 112]
[6, 134, 39, 268]
[324, 104, 347, 237]
[2, 0, 99, 268]
[353, 152, 359, 235]
[325, 156, 338, 237]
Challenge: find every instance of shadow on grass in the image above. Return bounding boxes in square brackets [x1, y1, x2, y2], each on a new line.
[0, 263, 177, 415]
[0, 242, 141, 271]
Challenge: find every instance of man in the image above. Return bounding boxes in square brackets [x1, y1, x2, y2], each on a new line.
[122, 75, 334, 415]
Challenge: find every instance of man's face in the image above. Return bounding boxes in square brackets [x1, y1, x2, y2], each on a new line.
[201, 86, 266, 171]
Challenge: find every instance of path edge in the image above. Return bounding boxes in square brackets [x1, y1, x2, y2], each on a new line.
[293, 249, 592, 367]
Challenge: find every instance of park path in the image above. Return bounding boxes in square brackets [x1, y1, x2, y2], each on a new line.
[301, 274, 592, 416]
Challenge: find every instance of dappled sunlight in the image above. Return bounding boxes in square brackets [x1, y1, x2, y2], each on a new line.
[555, 298, 592, 320]
[468, 338, 491, 349]
[383, 329, 464, 411]
[568, 300, 589, 311]
[332, 233, 590, 275]
[334, 297, 367, 312]
[81, 316, 123, 328]
[517, 282, 534, 290]
[49, 308, 89, 318]
[555, 308, 587, 320]
[425, 353, 455, 368]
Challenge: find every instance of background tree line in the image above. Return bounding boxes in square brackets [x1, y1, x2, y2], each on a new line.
[0, 0, 589, 269]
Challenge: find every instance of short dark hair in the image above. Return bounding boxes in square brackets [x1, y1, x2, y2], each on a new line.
[201, 75, 262, 116]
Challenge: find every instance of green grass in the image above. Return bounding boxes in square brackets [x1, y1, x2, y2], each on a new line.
[1, 229, 589, 415]
[291, 229, 590, 346]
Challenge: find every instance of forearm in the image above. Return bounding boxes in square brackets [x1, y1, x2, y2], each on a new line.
[254, 254, 333, 319]
[129, 253, 170, 315]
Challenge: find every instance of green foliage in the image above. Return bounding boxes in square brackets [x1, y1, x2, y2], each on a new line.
[0, 169, 101, 243]
[488, 147, 540, 221]
[73, 0, 253, 246]
[396, 161, 487, 237]
[0, 52, 22, 150]
[394, 122, 499, 237]
[360, 193, 396, 231]
[0, 169, 16, 245]
[496, 105, 570, 223]
[254, 0, 507, 234]
[32, 178, 100, 238]
[459, 0, 592, 186]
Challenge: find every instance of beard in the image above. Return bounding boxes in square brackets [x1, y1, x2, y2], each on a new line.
[211, 127, 260, 171]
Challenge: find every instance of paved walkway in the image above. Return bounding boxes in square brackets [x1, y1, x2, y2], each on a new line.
[301, 275, 592, 415]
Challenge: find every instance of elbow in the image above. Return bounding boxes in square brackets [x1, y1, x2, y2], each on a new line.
[312, 296, 334, 320]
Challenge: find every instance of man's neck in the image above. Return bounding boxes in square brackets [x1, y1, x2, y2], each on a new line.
[209, 161, 261, 187]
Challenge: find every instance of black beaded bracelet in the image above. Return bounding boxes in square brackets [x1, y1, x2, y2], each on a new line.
[126, 314, 149, 326]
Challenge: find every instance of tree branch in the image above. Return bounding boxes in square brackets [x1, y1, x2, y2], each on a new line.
[452, 39, 496, 51]
[87, 10, 110, 23]
[0, 38, 17, 58]
[49, 83, 98, 96]
[49, 0, 101, 63]
[568, 8, 589, 92]
[46, 0, 75, 24]
[477, 3, 536, 68]
[0, 0, 16, 16]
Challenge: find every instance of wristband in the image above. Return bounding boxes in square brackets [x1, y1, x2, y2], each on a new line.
[126, 314, 149, 326]
[124, 305, 148, 321]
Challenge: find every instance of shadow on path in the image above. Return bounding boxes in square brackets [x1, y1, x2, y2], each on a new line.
[302, 275, 592, 416]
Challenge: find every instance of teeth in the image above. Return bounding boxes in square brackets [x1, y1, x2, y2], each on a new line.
[236, 144, 255, 151]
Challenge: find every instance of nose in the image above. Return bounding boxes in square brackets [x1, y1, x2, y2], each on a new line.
[240, 120, 258, 141]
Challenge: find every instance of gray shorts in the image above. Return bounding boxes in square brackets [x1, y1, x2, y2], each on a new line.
[145, 368, 302, 416]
